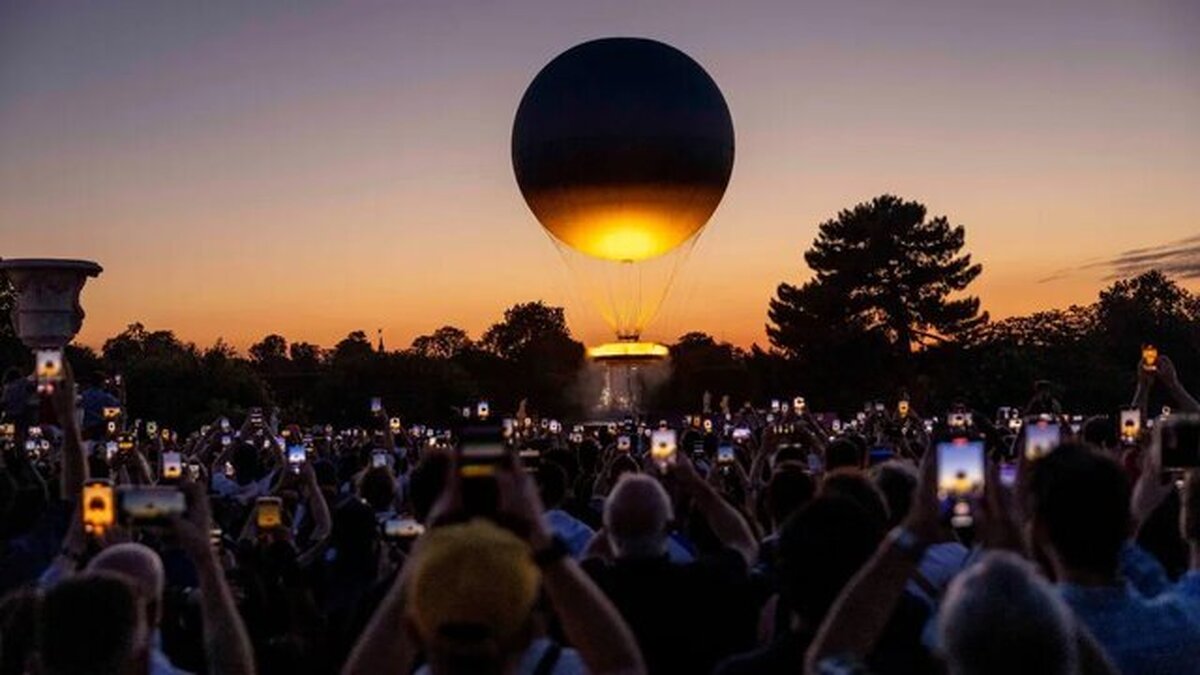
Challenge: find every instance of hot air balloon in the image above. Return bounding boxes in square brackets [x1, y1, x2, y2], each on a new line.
[512, 37, 734, 379]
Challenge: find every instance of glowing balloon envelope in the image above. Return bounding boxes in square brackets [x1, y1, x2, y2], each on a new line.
[512, 37, 734, 264]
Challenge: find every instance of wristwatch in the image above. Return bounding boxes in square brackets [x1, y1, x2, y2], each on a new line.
[887, 526, 928, 560]
[532, 535, 570, 568]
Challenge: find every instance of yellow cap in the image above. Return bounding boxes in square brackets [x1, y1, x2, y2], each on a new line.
[407, 519, 540, 646]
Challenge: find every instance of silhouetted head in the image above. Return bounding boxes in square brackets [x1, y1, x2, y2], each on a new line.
[939, 551, 1079, 675]
[1026, 443, 1130, 579]
[779, 496, 883, 630]
[604, 474, 673, 559]
[766, 461, 815, 530]
[37, 574, 150, 675]
[825, 438, 864, 471]
[870, 460, 918, 528]
[359, 466, 397, 513]
[820, 469, 890, 530]
[86, 542, 165, 627]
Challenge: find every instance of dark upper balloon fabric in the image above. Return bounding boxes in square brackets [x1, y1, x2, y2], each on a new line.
[512, 37, 735, 262]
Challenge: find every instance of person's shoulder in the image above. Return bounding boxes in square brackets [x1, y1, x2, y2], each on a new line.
[687, 546, 750, 579]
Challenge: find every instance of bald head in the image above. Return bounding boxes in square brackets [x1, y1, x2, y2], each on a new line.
[604, 474, 673, 559]
[87, 543, 165, 625]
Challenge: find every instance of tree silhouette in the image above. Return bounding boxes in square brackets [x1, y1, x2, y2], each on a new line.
[249, 334, 289, 367]
[771, 195, 985, 358]
[769, 195, 986, 390]
[480, 301, 572, 361]
[410, 326, 473, 360]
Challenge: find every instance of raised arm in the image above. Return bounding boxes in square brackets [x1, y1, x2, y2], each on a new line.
[172, 481, 257, 675]
[499, 464, 646, 675]
[50, 360, 87, 501]
[805, 449, 940, 672]
[671, 454, 758, 566]
[1156, 355, 1199, 413]
[296, 463, 333, 567]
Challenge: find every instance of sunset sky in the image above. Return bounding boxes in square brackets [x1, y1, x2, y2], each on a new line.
[2, 0, 1197, 351]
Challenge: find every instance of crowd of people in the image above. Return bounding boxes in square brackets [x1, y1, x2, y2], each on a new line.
[0, 351, 1198, 675]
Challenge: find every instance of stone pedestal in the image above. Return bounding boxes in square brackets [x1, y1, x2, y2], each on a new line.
[0, 258, 103, 349]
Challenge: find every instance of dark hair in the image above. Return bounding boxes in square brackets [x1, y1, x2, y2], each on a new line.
[825, 438, 864, 472]
[537, 461, 569, 509]
[778, 496, 883, 624]
[820, 469, 890, 530]
[37, 574, 142, 675]
[409, 453, 450, 523]
[766, 462, 815, 529]
[359, 467, 397, 512]
[1026, 443, 1130, 576]
[871, 461, 917, 528]
[1082, 416, 1116, 450]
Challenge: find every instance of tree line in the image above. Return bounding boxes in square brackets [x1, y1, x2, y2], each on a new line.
[3, 194, 1197, 428]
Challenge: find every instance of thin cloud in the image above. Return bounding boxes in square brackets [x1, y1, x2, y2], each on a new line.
[1103, 234, 1200, 280]
[1039, 234, 1200, 283]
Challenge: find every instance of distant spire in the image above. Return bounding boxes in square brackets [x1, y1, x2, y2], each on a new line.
[377, 328, 385, 353]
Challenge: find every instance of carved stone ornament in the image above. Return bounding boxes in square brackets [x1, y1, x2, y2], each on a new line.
[0, 258, 103, 349]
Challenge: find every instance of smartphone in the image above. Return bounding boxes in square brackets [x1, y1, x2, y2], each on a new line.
[518, 448, 542, 470]
[82, 479, 115, 535]
[146, 421, 159, 438]
[383, 517, 425, 540]
[220, 417, 231, 433]
[1024, 418, 1061, 460]
[105, 441, 118, 461]
[476, 401, 490, 420]
[937, 438, 985, 528]
[371, 451, 389, 469]
[369, 397, 382, 415]
[287, 444, 307, 472]
[717, 444, 735, 465]
[161, 451, 182, 480]
[103, 406, 122, 421]
[256, 497, 284, 530]
[549, 420, 561, 434]
[1142, 344, 1159, 372]
[898, 400, 910, 418]
[35, 349, 64, 394]
[650, 429, 677, 470]
[793, 397, 806, 414]
[731, 427, 752, 442]
[868, 447, 895, 465]
[1159, 413, 1200, 470]
[617, 435, 631, 452]
[948, 412, 972, 429]
[999, 463, 1018, 488]
[221, 435, 232, 448]
[458, 427, 507, 516]
[117, 433, 135, 453]
[703, 419, 714, 433]
[105, 420, 117, 436]
[1119, 407, 1141, 445]
[118, 486, 186, 524]
[770, 399, 781, 413]
[459, 435, 506, 478]
[248, 407, 264, 427]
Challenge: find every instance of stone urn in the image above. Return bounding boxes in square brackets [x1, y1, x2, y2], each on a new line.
[0, 258, 103, 349]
